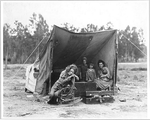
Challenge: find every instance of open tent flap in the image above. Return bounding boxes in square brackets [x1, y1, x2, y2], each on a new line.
[35, 35, 53, 93]
[35, 25, 118, 94]
[25, 59, 39, 92]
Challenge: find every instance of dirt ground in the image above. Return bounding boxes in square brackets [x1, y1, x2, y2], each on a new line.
[3, 63, 148, 119]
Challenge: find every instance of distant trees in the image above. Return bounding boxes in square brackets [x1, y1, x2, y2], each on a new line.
[3, 14, 147, 67]
[79, 22, 114, 33]
[61, 23, 79, 32]
[29, 13, 50, 58]
[118, 26, 146, 62]
[3, 13, 50, 68]
[3, 23, 11, 68]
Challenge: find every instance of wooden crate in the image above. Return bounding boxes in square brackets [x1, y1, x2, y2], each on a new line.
[82, 96, 101, 104]
[86, 90, 114, 96]
[74, 82, 96, 97]
[82, 95, 114, 104]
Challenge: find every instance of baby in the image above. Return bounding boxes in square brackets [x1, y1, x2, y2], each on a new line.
[99, 68, 110, 81]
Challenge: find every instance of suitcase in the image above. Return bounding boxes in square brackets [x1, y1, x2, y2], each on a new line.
[74, 82, 115, 104]
[86, 90, 114, 96]
[82, 96, 101, 104]
[102, 96, 115, 103]
[82, 91, 114, 104]
[74, 82, 97, 97]
[82, 96, 115, 104]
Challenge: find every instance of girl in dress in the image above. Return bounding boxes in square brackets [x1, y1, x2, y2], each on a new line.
[86, 63, 97, 82]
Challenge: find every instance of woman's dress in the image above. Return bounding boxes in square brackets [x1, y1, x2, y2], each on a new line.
[94, 67, 113, 90]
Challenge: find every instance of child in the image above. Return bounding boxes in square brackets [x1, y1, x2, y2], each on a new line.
[86, 63, 97, 82]
[98, 67, 110, 82]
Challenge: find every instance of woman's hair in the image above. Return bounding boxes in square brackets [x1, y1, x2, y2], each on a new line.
[97, 60, 106, 67]
[65, 64, 78, 74]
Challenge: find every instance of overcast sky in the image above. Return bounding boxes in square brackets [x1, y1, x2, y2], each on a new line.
[2, 1, 149, 44]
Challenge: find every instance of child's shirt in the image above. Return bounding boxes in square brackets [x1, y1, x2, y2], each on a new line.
[86, 68, 97, 82]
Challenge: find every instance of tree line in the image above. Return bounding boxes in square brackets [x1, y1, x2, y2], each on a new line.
[3, 13, 147, 67]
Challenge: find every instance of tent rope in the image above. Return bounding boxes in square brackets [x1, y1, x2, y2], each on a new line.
[10, 36, 47, 79]
[120, 33, 147, 57]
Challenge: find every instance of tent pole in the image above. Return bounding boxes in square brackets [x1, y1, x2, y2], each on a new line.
[113, 31, 118, 95]
[48, 29, 54, 95]
[48, 44, 53, 94]
[115, 31, 118, 94]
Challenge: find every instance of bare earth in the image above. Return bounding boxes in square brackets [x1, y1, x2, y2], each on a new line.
[3, 63, 147, 119]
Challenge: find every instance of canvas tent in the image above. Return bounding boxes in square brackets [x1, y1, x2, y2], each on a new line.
[26, 25, 118, 95]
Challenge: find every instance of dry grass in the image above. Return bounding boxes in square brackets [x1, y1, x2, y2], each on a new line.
[3, 63, 147, 118]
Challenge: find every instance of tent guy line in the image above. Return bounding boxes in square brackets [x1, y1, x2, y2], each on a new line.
[10, 36, 47, 80]
[119, 31, 147, 57]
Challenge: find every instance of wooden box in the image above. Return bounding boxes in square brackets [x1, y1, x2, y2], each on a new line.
[82, 97, 101, 104]
[74, 82, 97, 97]
[82, 95, 114, 104]
[86, 90, 114, 97]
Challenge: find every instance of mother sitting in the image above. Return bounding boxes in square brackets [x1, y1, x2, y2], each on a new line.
[95, 60, 113, 90]
[47, 64, 79, 104]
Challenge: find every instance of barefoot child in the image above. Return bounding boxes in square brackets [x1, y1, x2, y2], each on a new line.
[86, 63, 97, 82]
